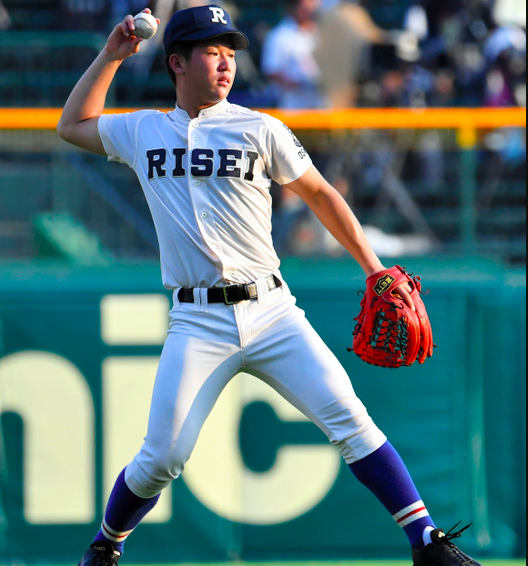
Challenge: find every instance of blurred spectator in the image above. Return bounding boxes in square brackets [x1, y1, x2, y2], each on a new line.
[493, 0, 526, 28]
[59, 0, 111, 32]
[483, 25, 526, 106]
[362, 0, 417, 30]
[261, 0, 326, 109]
[315, 0, 391, 107]
[417, 0, 466, 67]
[355, 0, 520, 108]
[0, 1, 11, 30]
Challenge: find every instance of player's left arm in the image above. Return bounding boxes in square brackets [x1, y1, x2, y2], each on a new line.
[284, 164, 415, 308]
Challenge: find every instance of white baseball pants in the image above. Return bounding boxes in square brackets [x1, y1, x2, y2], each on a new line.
[126, 278, 387, 498]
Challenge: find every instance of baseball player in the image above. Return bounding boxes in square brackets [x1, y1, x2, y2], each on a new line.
[58, 6, 482, 566]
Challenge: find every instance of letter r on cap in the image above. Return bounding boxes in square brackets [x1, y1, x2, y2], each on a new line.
[209, 7, 227, 24]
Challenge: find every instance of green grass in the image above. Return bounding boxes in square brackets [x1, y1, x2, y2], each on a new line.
[120, 561, 527, 566]
[15, 563, 525, 566]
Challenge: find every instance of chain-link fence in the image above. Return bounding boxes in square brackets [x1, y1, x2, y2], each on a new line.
[0, 108, 525, 264]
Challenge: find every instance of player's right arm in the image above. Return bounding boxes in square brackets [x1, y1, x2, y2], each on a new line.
[57, 13, 145, 154]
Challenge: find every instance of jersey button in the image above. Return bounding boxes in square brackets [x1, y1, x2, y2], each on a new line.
[194, 181, 201, 187]
[201, 212, 209, 219]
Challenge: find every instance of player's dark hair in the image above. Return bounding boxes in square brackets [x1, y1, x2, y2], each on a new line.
[165, 41, 198, 87]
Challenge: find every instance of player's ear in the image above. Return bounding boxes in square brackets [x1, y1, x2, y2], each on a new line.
[169, 53, 187, 76]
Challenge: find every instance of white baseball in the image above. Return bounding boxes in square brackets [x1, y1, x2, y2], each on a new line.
[133, 13, 158, 40]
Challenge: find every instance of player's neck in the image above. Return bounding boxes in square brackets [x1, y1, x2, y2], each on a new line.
[176, 90, 226, 120]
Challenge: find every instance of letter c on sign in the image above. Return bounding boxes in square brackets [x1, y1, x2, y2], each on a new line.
[182, 373, 341, 525]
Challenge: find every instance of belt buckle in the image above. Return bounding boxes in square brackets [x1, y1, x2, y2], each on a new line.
[223, 286, 238, 306]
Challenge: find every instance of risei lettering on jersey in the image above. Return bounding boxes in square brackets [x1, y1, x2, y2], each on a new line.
[146, 148, 260, 181]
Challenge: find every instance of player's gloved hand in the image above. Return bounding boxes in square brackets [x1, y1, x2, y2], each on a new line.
[349, 266, 435, 368]
[104, 9, 159, 61]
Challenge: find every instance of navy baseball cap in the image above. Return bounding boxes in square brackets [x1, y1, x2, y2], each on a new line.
[163, 5, 249, 53]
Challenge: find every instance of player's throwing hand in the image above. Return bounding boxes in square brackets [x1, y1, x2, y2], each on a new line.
[104, 9, 160, 61]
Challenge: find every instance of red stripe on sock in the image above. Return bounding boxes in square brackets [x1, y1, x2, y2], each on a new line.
[397, 506, 427, 524]
[102, 522, 130, 541]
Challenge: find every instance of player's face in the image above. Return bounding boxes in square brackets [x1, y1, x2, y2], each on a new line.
[186, 40, 237, 103]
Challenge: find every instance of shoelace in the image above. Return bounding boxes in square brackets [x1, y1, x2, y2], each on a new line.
[437, 523, 475, 562]
[441, 522, 473, 544]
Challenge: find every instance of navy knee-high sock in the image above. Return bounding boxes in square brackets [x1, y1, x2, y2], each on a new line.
[93, 468, 160, 555]
[349, 441, 436, 549]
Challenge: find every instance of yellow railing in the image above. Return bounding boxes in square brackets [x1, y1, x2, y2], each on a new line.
[0, 107, 525, 131]
[0, 106, 524, 257]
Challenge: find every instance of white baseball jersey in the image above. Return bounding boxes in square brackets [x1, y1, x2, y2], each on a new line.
[98, 99, 312, 289]
[98, 99, 386, 500]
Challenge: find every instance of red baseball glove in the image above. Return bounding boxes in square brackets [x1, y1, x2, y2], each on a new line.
[349, 266, 434, 368]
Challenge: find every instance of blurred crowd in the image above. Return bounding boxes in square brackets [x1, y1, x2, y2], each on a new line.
[1, 0, 525, 260]
[1, 0, 526, 109]
[261, 0, 526, 109]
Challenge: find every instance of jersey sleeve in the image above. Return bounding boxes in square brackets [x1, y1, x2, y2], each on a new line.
[263, 114, 312, 185]
[98, 111, 154, 167]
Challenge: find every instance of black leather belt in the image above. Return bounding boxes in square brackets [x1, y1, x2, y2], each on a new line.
[178, 275, 282, 305]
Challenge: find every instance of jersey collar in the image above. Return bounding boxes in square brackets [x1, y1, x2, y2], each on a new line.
[172, 99, 230, 122]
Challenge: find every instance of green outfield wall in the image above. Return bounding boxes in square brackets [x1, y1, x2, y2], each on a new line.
[0, 257, 525, 564]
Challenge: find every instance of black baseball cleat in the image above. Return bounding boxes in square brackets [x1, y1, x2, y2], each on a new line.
[412, 523, 483, 566]
[77, 542, 122, 566]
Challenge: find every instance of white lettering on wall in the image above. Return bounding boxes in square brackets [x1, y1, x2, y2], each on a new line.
[0, 351, 95, 524]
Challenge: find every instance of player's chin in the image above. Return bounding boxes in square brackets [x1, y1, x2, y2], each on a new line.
[214, 81, 233, 96]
